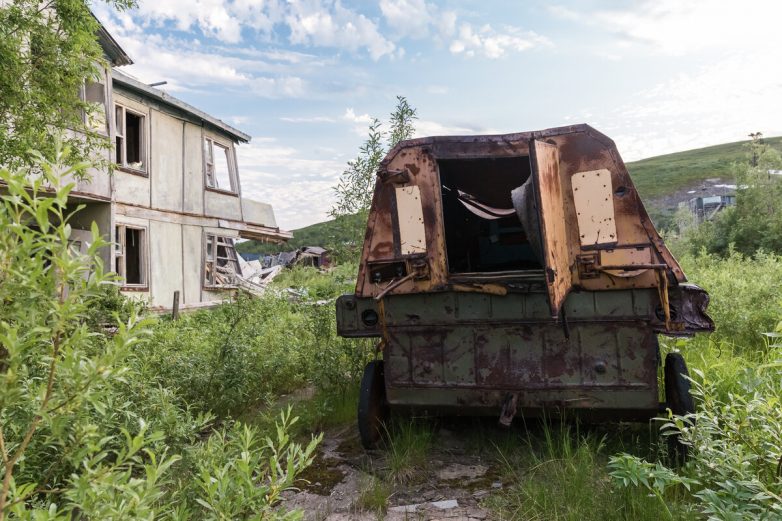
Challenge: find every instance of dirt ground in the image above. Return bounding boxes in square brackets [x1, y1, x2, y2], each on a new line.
[283, 421, 503, 520]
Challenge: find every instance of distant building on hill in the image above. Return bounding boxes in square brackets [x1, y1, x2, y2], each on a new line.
[679, 194, 736, 223]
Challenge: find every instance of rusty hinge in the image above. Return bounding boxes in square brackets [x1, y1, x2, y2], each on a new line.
[577, 253, 600, 279]
[378, 168, 410, 184]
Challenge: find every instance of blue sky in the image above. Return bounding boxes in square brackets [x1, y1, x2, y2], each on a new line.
[95, 0, 782, 229]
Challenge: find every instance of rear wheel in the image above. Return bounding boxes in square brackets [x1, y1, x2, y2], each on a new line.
[358, 360, 389, 449]
[664, 352, 695, 465]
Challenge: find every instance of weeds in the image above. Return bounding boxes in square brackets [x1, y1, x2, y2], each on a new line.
[485, 420, 688, 520]
[355, 475, 391, 514]
[383, 419, 435, 484]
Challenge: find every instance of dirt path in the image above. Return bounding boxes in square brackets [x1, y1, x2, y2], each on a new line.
[283, 422, 501, 520]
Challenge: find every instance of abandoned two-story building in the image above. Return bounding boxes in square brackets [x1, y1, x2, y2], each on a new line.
[65, 24, 291, 309]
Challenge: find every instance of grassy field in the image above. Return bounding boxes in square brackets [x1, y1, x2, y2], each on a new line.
[625, 136, 782, 200]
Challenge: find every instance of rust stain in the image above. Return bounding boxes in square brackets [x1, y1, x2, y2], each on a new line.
[343, 124, 714, 419]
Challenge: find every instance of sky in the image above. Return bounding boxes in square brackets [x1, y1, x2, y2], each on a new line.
[94, 0, 782, 230]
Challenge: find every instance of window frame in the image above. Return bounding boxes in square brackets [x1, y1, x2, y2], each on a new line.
[80, 80, 108, 135]
[203, 136, 238, 194]
[114, 103, 148, 176]
[203, 233, 241, 289]
[115, 224, 149, 290]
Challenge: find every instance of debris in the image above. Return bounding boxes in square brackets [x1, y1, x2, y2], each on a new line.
[432, 499, 460, 510]
[388, 499, 459, 514]
[437, 464, 488, 481]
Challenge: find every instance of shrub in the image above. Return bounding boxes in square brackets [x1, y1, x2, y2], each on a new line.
[0, 148, 319, 518]
[678, 250, 782, 349]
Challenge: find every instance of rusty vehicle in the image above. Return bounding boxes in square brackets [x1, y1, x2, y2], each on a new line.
[335, 124, 714, 450]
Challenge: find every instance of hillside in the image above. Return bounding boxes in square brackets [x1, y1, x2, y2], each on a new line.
[238, 136, 782, 254]
[627, 136, 782, 201]
[236, 213, 365, 255]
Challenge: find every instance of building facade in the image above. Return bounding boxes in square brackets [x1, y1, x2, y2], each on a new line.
[61, 25, 290, 310]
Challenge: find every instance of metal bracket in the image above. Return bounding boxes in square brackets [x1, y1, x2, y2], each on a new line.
[577, 253, 600, 279]
[378, 168, 410, 184]
[498, 393, 518, 427]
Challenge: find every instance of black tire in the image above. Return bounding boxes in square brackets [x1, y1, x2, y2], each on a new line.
[358, 360, 389, 449]
[664, 352, 695, 465]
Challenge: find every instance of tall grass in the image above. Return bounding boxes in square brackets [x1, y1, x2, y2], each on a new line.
[609, 252, 782, 520]
[485, 419, 690, 521]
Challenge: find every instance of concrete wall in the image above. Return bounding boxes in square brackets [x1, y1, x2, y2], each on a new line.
[183, 124, 204, 214]
[149, 220, 184, 308]
[205, 190, 242, 220]
[241, 198, 277, 228]
[150, 111, 184, 212]
[106, 87, 282, 309]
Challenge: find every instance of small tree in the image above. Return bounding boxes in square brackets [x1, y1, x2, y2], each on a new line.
[0, 0, 135, 169]
[330, 96, 417, 261]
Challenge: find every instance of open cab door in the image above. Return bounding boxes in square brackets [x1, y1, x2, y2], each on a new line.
[512, 140, 572, 318]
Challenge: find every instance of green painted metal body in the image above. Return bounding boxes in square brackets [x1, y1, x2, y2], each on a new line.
[337, 288, 663, 418]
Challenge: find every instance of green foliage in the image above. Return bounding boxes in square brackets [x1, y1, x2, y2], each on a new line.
[486, 420, 683, 521]
[625, 135, 782, 201]
[0, 0, 135, 168]
[329, 96, 418, 261]
[608, 343, 782, 520]
[355, 475, 391, 514]
[607, 250, 782, 520]
[183, 410, 321, 520]
[0, 149, 320, 518]
[0, 146, 160, 518]
[384, 419, 434, 484]
[677, 251, 782, 348]
[236, 213, 366, 256]
[679, 141, 782, 256]
[137, 265, 370, 419]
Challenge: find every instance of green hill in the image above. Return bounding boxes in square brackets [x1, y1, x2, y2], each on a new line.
[626, 136, 782, 200]
[236, 213, 364, 255]
[238, 136, 782, 254]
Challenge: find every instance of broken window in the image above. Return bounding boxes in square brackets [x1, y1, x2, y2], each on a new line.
[115, 225, 147, 286]
[438, 157, 543, 273]
[115, 105, 145, 172]
[204, 234, 241, 287]
[203, 137, 236, 192]
[81, 80, 107, 133]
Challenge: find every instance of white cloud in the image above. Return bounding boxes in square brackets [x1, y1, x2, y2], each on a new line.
[342, 108, 373, 124]
[236, 139, 344, 229]
[605, 54, 782, 161]
[126, 0, 395, 59]
[379, 0, 548, 58]
[549, 0, 782, 57]
[134, 0, 250, 43]
[449, 23, 551, 59]
[379, 0, 436, 38]
[284, 0, 396, 60]
[413, 119, 492, 137]
[279, 115, 337, 123]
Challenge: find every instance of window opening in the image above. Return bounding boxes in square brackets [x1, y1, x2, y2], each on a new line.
[204, 234, 241, 287]
[82, 81, 106, 133]
[204, 138, 235, 192]
[115, 225, 146, 286]
[438, 157, 542, 273]
[115, 105, 145, 171]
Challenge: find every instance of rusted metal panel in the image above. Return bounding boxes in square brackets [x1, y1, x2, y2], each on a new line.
[571, 169, 617, 246]
[343, 124, 715, 420]
[395, 185, 427, 255]
[529, 139, 572, 317]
